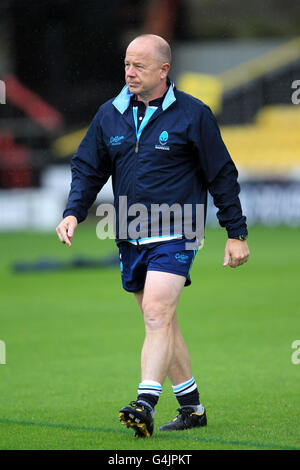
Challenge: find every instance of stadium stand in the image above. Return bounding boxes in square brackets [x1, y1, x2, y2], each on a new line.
[176, 36, 300, 179]
[221, 105, 300, 177]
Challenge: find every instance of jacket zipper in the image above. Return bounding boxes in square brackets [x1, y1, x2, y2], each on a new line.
[132, 138, 139, 202]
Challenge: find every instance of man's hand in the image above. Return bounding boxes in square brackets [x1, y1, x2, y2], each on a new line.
[223, 238, 250, 268]
[56, 216, 78, 247]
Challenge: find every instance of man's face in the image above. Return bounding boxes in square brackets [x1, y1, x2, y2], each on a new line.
[124, 40, 167, 99]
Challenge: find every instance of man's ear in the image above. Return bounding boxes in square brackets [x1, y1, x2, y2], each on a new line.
[161, 63, 170, 79]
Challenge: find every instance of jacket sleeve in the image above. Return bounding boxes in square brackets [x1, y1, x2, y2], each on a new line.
[63, 111, 111, 223]
[192, 104, 247, 238]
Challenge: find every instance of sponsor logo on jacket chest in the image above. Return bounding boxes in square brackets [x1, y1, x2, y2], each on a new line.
[155, 130, 170, 151]
[110, 135, 124, 146]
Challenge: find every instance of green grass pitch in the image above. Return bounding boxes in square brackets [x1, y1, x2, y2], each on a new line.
[0, 224, 299, 450]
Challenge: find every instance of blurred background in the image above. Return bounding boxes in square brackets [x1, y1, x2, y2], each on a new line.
[0, 0, 300, 231]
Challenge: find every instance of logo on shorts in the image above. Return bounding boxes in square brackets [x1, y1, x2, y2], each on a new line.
[175, 252, 189, 264]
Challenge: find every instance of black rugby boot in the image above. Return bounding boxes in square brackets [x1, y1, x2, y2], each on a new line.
[158, 407, 207, 431]
[119, 401, 154, 438]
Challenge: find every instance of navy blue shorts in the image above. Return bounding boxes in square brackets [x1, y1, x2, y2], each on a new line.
[118, 238, 198, 293]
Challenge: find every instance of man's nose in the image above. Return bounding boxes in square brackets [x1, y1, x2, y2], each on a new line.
[126, 65, 136, 77]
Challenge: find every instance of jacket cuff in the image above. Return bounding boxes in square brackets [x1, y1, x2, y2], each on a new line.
[227, 226, 248, 239]
[63, 209, 81, 223]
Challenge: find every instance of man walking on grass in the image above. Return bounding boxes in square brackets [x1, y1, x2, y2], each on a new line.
[56, 34, 249, 438]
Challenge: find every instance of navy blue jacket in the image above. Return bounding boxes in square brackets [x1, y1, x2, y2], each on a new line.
[63, 82, 247, 241]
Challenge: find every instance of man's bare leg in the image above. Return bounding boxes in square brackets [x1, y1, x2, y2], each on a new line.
[135, 290, 192, 386]
[138, 270, 186, 385]
[167, 314, 193, 385]
[120, 270, 206, 435]
[119, 271, 186, 435]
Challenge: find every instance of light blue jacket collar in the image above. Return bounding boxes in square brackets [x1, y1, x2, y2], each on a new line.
[112, 80, 176, 114]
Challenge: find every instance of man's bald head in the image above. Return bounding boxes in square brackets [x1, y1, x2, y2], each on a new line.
[124, 34, 171, 102]
[127, 34, 171, 65]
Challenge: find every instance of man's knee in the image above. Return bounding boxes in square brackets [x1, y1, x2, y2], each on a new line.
[142, 300, 175, 330]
